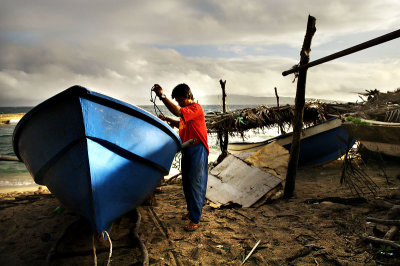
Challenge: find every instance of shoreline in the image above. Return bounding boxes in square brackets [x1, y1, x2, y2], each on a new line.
[0, 184, 43, 194]
[0, 113, 25, 124]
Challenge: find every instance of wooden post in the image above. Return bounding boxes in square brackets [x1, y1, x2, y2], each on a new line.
[216, 79, 229, 162]
[220, 79, 227, 113]
[283, 15, 316, 199]
[274, 87, 285, 134]
[219, 80, 229, 152]
[274, 87, 280, 108]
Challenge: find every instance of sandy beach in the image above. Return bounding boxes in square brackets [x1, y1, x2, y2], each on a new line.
[1, 158, 400, 265]
[0, 184, 41, 194]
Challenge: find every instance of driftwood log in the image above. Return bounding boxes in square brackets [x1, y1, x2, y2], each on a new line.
[366, 217, 400, 226]
[383, 205, 400, 240]
[362, 202, 400, 249]
[360, 236, 400, 250]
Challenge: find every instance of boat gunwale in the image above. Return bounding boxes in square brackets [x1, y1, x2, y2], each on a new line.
[342, 121, 400, 146]
[343, 120, 400, 127]
[228, 117, 341, 151]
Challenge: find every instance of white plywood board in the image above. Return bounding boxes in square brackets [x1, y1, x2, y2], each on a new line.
[206, 155, 282, 207]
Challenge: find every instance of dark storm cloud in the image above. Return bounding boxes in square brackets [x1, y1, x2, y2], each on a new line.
[0, 0, 399, 106]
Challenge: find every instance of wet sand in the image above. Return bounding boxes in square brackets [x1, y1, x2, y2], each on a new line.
[1, 159, 400, 265]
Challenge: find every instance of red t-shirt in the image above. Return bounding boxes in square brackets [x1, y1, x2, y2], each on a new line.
[179, 103, 209, 154]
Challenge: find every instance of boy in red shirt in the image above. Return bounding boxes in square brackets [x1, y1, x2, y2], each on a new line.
[152, 83, 208, 231]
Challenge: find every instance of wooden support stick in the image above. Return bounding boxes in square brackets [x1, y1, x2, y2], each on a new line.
[274, 87, 285, 134]
[282, 28, 400, 76]
[219, 79, 229, 153]
[241, 240, 261, 265]
[220, 79, 227, 113]
[384, 226, 399, 240]
[274, 87, 280, 108]
[384, 205, 400, 240]
[283, 15, 316, 199]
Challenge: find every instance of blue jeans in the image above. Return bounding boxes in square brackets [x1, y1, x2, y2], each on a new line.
[181, 144, 208, 223]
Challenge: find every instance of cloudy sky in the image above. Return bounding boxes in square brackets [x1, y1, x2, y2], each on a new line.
[1, 0, 399, 106]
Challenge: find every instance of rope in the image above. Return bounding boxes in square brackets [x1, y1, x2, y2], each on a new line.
[131, 209, 149, 265]
[92, 234, 97, 266]
[291, 63, 300, 83]
[150, 87, 182, 172]
[104, 231, 113, 266]
[150, 87, 165, 117]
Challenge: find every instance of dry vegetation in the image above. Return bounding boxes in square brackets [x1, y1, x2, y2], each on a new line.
[205, 88, 400, 137]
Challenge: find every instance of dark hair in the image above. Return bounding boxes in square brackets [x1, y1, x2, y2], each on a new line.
[171, 83, 193, 100]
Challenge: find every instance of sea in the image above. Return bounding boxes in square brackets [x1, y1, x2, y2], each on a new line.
[0, 105, 279, 189]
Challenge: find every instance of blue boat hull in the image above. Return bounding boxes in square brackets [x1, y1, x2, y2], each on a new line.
[282, 123, 354, 167]
[13, 86, 181, 234]
[228, 118, 355, 167]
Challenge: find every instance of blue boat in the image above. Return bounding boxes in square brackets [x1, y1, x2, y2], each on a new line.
[228, 118, 355, 166]
[13, 86, 181, 235]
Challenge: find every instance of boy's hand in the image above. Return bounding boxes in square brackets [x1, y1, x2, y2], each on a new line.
[152, 84, 163, 98]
